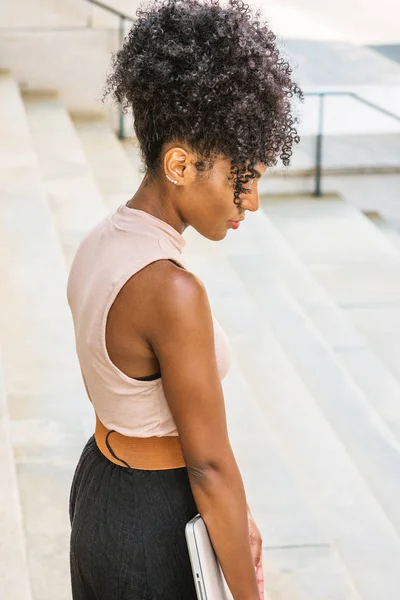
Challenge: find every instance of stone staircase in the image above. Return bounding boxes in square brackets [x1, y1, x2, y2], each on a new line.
[2, 70, 400, 599]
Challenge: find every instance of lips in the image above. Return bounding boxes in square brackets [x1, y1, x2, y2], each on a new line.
[229, 220, 241, 230]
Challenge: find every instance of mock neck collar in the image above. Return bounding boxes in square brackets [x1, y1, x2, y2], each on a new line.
[113, 204, 186, 254]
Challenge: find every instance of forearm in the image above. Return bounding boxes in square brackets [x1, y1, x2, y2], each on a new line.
[188, 459, 259, 600]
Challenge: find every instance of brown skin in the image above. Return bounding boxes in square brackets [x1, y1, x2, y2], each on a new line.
[106, 142, 267, 600]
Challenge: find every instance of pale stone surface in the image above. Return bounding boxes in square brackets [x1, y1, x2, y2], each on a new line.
[223, 208, 400, 441]
[0, 29, 119, 114]
[231, 272, 400, 536]
[251, 0, 400, 45]
[0, 359, 32, 600]
[263, 545, 360, 600]
[222, 367, 328, 550]
[73, 116, 142, 210]
[329, 173, 400, 223]
[1, 0, 89, 28]
[212, 323, 360, 597]
[3, 0, 400, 47]
[262, 199, 400, 301]
[16, 461, 75, 600]
[184, 245, 400, 599]
[268, 133, 400, 176]
[263, 198, 400, 269]
[219, 367, 360, 598]
[262, 198, 400, 390]
[345, 305, 400, 385]
[0, 73, 87, 600]
[24, 95, 109, 268]
[0, 74, 81, 395]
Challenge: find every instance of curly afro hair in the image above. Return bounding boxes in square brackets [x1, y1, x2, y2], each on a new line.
[104, 0, 303, 206]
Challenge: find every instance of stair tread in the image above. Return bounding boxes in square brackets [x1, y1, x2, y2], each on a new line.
[0, 72, 86, 600]
[262, 197, 400, 386]
[232, 265, 400, 536]
[0, 357, 32, 600]
[219, 209, 400, 442]
[185, 236, 400, 599]
[23, 96, 108, 268]
[73, 117, 142, 210]
[223, 367, 359, 599]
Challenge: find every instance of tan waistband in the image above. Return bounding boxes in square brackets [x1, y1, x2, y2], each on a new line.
[94, 415, 186, 470]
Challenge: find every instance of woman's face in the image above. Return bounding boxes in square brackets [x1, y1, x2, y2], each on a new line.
[166, 148, 267, 241]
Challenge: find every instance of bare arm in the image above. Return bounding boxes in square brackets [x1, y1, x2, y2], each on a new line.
[144, 263, 260, 600]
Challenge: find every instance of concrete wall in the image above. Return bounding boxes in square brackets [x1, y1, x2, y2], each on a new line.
[1, 0, 87, 28]
[0, 0, 142, 116]
[0, 29, 120, 116]
[0, 0, 140, 28]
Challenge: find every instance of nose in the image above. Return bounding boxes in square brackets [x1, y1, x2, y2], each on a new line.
[241, 190, 260, 213]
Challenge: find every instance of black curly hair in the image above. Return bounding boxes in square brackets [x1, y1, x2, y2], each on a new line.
[104, 0, 302, 207]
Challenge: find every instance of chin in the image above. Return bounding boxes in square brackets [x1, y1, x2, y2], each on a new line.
[193, 224, 228, 242]
[207, 230, 227, 242]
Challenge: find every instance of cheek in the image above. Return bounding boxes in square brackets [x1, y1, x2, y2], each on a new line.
[200, 184, 231, 216]
[213, 182, 236, 213]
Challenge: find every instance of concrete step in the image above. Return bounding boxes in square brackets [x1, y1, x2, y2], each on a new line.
[121, 135, 145, 174]
[364, 212, 400, 253]
[0, 352, 32, 600]
[262, 197, 400, 387]
[72, 115, 142, 211]
[0, 72, 91, 600]
[231, 268, 400, 536]
[220, 208, 400, 539]
[222, 365, 360, 600]
[284, 40, 400, 86]
[23, 93, 108, 268]
[2, 0, 89, 28]
[266, 133, 400, 181]
[184, 234, 400, 599]
[220, 207, 400, 446]
[325, 173, 400, 224]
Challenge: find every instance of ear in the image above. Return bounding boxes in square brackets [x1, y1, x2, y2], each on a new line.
[164, 146, 196, 186]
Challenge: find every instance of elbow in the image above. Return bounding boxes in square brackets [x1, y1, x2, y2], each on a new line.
[186, 461, 219, 483]
[186, 455, 235, 487]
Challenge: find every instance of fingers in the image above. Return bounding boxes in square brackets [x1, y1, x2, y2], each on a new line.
[256, 561, 264, 600]
[250, 529, 263, 567]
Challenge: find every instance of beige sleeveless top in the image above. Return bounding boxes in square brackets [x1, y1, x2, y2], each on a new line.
[67, 204, 232, 437]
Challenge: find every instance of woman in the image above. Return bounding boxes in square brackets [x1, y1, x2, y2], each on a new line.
[67, 1, 301, 598]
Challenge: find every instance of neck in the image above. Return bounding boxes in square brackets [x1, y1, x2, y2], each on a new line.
[126, 173, 188, 235]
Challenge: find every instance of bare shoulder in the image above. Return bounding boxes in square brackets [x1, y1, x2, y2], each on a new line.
[116, 259, 211, 340]
[126, 259, 208, 314]
[140, 259, 204, 291]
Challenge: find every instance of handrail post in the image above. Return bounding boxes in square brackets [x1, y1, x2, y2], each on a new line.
[87, 0, 93, 27]
[314, 93, 325, 197]
[118, 16, 126, 140]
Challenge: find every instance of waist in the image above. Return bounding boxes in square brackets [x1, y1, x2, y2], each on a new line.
[94, 414, 186, 470]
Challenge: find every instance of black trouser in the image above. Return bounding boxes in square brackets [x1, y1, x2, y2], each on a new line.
[69, 435, 198, 599]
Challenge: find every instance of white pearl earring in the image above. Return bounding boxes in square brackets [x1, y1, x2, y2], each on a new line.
[166, 174, 179, 185]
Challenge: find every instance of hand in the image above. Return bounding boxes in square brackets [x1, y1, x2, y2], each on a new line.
[247, 505, 264, 600]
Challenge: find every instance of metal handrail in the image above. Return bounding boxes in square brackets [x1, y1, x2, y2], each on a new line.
[85, 0, 134, 139]
[86, 0, 134, 23]
[304, 91, 400, 197]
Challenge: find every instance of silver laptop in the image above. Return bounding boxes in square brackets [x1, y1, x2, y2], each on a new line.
[185, 514, 233, 600]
